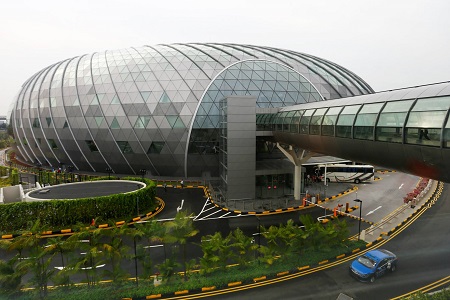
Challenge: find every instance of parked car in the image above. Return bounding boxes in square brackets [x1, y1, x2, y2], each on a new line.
[349, 249, 398, 282]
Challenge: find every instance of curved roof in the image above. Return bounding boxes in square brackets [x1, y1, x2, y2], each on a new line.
[11, 43, 373, 177]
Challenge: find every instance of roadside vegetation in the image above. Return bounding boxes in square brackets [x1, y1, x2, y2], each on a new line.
[0, 131, 13, 150]
[405, 290, 450, 300]
[0, 177, 157, 234]
[0, 211, 366, 300]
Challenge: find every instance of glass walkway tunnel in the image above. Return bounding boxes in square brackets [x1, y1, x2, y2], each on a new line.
[259, 81, 450, 183]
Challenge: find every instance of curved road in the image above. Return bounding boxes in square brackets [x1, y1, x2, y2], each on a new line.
[209, 183, 450, 300]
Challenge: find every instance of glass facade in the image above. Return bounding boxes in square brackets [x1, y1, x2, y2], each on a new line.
[11, 43, 373, 177]
[268, 91, 450, 149]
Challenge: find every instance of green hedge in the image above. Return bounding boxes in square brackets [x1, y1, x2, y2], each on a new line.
[0, 177, 157, 233]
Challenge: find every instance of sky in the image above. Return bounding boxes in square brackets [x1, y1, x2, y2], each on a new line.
[1, 0, 449, 118]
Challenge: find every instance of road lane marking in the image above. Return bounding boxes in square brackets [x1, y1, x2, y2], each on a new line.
[366, 205, 382, 216]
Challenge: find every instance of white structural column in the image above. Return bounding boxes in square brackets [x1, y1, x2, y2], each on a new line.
[276, 143, 313, 200]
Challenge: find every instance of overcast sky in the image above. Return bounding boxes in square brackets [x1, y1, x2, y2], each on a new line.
[1, 0, 449, 118]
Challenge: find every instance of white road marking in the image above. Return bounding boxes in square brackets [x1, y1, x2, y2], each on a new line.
[55, 264, 106, 271]
[143, 244, 163, 249]
[366, 206, 382, 216]
[399, 183, 404, 189]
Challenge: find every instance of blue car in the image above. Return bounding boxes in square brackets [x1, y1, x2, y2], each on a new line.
[349, 249, 398, 283]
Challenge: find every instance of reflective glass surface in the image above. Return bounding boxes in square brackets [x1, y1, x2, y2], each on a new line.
[11, 43, 374, 177]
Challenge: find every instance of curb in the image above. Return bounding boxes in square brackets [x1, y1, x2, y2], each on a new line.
[208, 186, 359, 215]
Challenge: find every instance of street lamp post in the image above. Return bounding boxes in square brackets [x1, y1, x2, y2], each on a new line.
[37, 163, 42, 184]
[139, 169, 147, 180]
[354, 199, 363, 240]
[255, 215, 261, 265]
[105, 167, 112, 180]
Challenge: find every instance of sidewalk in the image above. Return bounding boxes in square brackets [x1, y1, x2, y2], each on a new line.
[223, 181, 356, 213]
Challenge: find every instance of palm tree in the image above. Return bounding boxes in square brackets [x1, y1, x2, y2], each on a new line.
[157, 258, 180, 283]
[0, 259, 22, 297]
[164, 211, 199, 281]
[10, 220, 55, 299]
[133, 220, 165, 281]
[101, 224, 131, 284]
[199, 231, 233, 273]
[66, 225, 107, 286]
[231, 227, 258, 267]
[45, 236, 77, 286]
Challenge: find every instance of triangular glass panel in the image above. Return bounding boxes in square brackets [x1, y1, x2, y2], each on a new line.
[111, 95, 121, 104]
[147, 141, 165, 154]
[95, 117, 104, 127]
[90, 95, 99, 105]
[110, 117, 120, 129]
[159, 92, 171, 103]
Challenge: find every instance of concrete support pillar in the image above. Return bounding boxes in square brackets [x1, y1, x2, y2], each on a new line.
[294, 165, 301, 201]
[276, 143, 314, 201]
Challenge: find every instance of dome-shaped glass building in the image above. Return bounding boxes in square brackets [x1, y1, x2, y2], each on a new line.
[10, 43, 373, 177]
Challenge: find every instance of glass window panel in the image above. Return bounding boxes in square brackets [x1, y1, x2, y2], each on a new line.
[95, 117, 104, 127]
[290, 110, 302, 133]
[353, 126, 374, 140]
[377, 112, 407, 127]
[32, 118, 40, 128]
[444, 117, 450, 148]
[412, 96, 450, 111]
[359, 103, 383, 114]
[147, 141, 165, 154]
[299, 109, 314, 134]
[117, 141, 133, 153]
[405, 128, 441, 146]
[310, 108, 327, 135]
[300, 109, 315, 124]
[310, 108, 327, 125]
[336, 115, 354, 126]
[321, 125, 334, 136]
[85, 140, 98, 152]
[382, 100, 414, 113]
[376, 127, 403, 143]
[354, 114, 377, 126]
[336, 105, 360, 126]
[283, 111, 295, 131]
[48, 139, 58, 149]
[110, 117, 120, 129]
[406, 111, 446, 128]
[336, 126, 352, 138]
[340, 105, 360, 115]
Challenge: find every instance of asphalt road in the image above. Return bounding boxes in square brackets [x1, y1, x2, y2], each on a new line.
[209, 183, 450, 300]
[3, 171, 445, 300]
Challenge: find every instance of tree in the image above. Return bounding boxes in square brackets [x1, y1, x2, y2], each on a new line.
[164, 211, 199, 281]
[157, 258, 180, 283]
[66, 225, 107, 286]
[101, 224, 131, 284]
[200, 231, 234, 273]
[0, 258, 22, 297]
[10, 220, 55, 299]
[133, 220, 165, 280]
[45, 236, 76, 286]
[230, 228, 258, 268]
